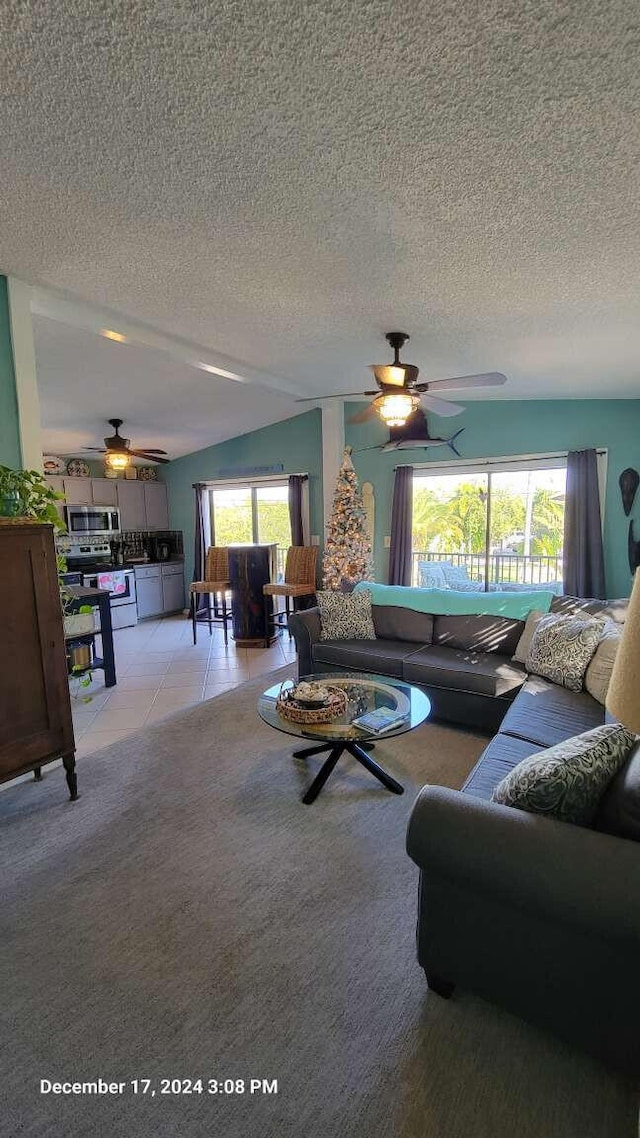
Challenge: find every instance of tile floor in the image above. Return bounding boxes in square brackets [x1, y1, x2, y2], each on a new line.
[71, 614, 297, 757]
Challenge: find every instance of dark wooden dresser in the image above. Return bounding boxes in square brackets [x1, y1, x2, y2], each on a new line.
[0, 520, 77, 800]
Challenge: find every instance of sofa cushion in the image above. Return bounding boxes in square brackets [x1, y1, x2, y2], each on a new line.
[312, 638, 419, 678]
[462, 733, 543, 801]
[525, 612, 604, 692]
[317, 589, 375, 641]
[491, 725, 637, 826]
[551, 595, 628, 624]
[595, 744, 640, 841]
[499, 676, 604, 748]
[433, 613, 523, 655]
[402, 645, 526, 697]
[372, 605, 434, 645]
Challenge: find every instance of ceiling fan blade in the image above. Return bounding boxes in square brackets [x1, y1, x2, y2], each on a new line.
[420, 372, 507, 392]
[295, 392, 372, 402]
[418, 393, 465, 417]
[348, 404, 377, 425]
[136, 448, 168, 454]
[130, 450, 170, 464]
[83, 447, 107, 452]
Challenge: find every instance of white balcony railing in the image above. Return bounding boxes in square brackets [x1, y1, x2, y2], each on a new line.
[412, 550, 563, 592]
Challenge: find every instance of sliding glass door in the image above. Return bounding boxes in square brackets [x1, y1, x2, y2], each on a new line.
[412, 461, 566, 591]
[209, 481, 292, 581]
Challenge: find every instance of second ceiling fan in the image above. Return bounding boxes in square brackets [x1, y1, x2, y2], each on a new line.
[298, 332, 507, 426]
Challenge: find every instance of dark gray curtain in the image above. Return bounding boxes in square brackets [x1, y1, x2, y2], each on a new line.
[563, 449, 605, 598]
[388, 466, 413, 586]
[288, 474, 306, 546]
[192, 483, 209, 614]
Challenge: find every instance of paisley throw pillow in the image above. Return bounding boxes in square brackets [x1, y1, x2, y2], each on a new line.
[525, 613, 603, 691]
[491, 724, 637, 826]
[317, 589, 376, 641]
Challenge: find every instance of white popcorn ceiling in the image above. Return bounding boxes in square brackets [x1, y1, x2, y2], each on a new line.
[1, 1, 640, 456]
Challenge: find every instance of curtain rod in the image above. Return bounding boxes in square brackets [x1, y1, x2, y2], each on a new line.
[193, 473, 308, 489]
[394, 449, 607, 471]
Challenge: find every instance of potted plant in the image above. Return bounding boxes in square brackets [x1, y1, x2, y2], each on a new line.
[63, 603, 97, 638]
[0, 465, 64, 528]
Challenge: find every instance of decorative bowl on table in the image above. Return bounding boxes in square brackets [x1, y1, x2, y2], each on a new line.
[276, 682, 347, 724]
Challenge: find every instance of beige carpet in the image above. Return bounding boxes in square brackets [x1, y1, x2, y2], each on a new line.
[0, 665, 636, 1138]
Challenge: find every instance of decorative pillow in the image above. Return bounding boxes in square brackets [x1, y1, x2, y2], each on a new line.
[419, 560, 472, 589]
[585, 621, 623, 705]
[525, 613, 604, 692]
[441, 563, 473, 589]
[512, 609, 545, 664]
[419, 565, 448, 589]
[491, 724, 637, 826]
[317, 589, 376, 641]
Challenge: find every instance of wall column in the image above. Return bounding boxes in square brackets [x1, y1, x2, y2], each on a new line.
[0, 276, 21, 467]
[7, 278, 43, 471]
[321, 400, 345, 537]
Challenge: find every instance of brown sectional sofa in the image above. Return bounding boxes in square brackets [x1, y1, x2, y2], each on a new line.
[289, 592, 640, 1075]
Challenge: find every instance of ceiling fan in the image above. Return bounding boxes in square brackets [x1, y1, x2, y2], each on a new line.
[297, 332, 507, 427]
[83, 419, 170, 468]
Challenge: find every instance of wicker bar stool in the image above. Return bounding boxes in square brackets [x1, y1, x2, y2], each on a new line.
[189, 546, 232, 646]
[263, 545, 318, 645]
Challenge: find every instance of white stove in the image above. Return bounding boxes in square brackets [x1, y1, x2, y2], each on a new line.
[59, 539, 138, 629]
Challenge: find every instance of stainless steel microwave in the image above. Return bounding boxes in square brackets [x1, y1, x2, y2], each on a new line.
[64, 504, 121, 537]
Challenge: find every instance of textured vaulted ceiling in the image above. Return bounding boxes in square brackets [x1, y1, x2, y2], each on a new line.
[1, 1, 640, 455]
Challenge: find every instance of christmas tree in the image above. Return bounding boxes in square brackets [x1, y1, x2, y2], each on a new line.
[322, 447, 375, 590]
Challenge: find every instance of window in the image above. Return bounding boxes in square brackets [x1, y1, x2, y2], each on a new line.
[412, 459, 568, 593]
[209, 480, 293, 581]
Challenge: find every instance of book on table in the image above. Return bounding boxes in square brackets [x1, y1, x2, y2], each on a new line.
[351, 707, 409, 734]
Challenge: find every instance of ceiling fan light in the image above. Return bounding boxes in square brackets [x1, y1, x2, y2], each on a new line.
[105, 450, 130, 470]
[369, 364, 407, 387]
[375, 392, 419, 428]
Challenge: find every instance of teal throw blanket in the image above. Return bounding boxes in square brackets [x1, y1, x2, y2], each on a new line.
[354, 582, 554, 620]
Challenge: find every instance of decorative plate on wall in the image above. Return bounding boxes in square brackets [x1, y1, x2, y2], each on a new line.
[66, 459, 90, 478]
[42, 455, 65, 475]
[138, 466, 158, 481]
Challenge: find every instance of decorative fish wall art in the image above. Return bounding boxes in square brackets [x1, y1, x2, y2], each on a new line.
[619, 468, 639, 517]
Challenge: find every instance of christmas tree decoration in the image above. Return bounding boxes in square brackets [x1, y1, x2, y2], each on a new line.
[322, 447, 375, 590]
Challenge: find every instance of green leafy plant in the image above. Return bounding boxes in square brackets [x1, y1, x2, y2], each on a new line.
[0, 465, 65, 529]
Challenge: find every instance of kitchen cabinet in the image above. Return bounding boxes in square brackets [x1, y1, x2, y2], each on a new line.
[143, 482, 170, 530]
[91, 478, 119, 505]
[63, 476, 92, 504]
[0, 520, 77, 800]
[161, 563, 185, 612]
[135, 564, 163, 618]
[46, 475, 168, 533]
[117, 480, 146, 531]
[46, 476, 67, 524]
[135, 563, 185, 618]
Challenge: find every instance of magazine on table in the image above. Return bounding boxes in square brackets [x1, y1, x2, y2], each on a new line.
[351, 707, 409, 734]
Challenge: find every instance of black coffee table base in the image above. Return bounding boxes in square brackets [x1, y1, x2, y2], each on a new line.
[293, 740, 405, 805]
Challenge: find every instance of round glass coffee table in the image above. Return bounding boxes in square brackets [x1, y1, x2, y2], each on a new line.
[258, 672, 431, 805]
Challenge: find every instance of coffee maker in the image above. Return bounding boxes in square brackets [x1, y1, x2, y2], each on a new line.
[154, 538, 171, 561]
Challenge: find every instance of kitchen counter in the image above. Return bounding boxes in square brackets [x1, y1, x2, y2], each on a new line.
[124, 559, 184, 568]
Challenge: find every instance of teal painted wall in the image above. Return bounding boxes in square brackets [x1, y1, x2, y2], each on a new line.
[0, 276, 21, 468]
[346, 399, 640, 600]
[164, 410, 323, 585]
